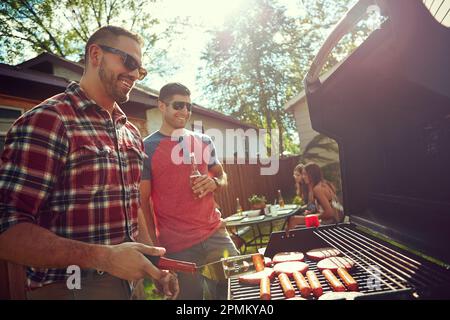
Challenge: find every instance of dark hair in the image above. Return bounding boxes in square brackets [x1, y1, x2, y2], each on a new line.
[294, 163, 309, 203]
[84, 25, 143, 66]
[159, 82, 191, 102]
[304, 162, 336, 192]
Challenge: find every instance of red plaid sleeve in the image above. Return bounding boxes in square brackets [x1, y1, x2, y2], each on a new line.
[0, 106, 69, 234]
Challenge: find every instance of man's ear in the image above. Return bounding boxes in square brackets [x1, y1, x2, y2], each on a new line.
[88, 44, 102, 68]
[158, 100, 166, 112]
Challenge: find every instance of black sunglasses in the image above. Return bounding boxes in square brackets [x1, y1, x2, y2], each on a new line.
[98, 45, 147, 80]
[165, 101, 193, 112]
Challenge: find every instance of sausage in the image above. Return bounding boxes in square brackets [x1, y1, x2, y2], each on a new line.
[252, 254, 265, 272]
[306, 271, 323, 298]
[260, 276, 271, 300]
[322, 269, 346, 292]
[278, 273, 296, 298]
[337, 267, 359, 291]
[293, 271, 311, 298]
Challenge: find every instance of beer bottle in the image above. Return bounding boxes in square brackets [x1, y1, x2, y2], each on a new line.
[190, 152, 201, 187]
[277, 189, 285, 208]
[236, 197, 243, 216]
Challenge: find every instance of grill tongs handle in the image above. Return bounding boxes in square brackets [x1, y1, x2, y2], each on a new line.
[304, 0, 378, 93]
[144, 255, 197, 273]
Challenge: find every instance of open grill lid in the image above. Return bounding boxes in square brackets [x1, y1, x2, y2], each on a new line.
[304, 0, 450, 264]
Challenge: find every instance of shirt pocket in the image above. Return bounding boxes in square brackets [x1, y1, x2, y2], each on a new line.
[123, 143, 146, 184]
[69, 144, 119, 190]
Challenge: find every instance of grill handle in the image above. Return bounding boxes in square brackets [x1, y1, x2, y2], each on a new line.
[304, 0, 378, 93]
[144, 255, 197, 273]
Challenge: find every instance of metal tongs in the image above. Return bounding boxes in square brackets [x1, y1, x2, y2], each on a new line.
[145, 253, 263, 281]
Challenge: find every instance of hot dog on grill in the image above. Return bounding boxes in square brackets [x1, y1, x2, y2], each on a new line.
[322, 269, 346, 292]
[337, 267, 359, 291]
[278, 273, 296, 299]
[252, 254, 265, 272]
[260, 276, 271, 300]
[293, 271, 311, 298]
[306, 271, 323, 298]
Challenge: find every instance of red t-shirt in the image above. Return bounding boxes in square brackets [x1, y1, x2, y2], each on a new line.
[142, 130, 222, 253]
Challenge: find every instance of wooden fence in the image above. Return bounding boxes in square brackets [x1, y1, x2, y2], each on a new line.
[215, 155, 301, 217]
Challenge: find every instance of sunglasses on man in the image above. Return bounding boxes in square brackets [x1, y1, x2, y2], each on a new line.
[164, 101, 193, 112]
[98, 45, 148, 80]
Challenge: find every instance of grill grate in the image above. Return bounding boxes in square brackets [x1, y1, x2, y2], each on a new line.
[314, 226, 450, 292]
[228, 225, 450, 300]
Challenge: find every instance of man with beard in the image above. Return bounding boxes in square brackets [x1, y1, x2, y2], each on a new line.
[140, 83, 239, 300]
[0, 26, 178, 300]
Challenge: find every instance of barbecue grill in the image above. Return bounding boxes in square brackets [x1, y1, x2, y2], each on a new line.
[228, 0, 450, 300]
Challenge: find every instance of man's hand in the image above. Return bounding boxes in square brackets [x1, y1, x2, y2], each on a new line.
[98, 242, 167, 282]
[153, 270, 180, 300]
[192, 175, 217, 198]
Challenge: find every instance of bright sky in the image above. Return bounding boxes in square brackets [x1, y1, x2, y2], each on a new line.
[148, 0, 306, 106]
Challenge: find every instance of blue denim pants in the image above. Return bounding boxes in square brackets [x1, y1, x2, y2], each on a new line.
[166, 225, 239, 300]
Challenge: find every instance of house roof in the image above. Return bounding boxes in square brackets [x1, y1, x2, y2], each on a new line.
[0, 62, 69, 88]
[10, 52, 257, 129]
[284, 59, 344, 112]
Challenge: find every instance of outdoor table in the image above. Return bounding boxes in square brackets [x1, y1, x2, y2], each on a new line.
[224, 204, 305, 254]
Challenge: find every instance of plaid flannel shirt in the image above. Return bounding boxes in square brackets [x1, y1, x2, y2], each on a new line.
[0, 82, 144, 288]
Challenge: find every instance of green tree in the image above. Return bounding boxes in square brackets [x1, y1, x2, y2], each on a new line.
[0, 0, 176, 77]
[198, 0, 299, 154]
[199, 0, 380, 155]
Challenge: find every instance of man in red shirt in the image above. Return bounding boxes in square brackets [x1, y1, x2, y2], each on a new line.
[0, 26, 178, 299]
[141, 83, 239, 300]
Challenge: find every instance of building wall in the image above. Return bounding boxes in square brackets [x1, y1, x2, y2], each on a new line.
[53, 65, 82, 82]
[291, 99, 339, 166]
[293, 100, 317, 153]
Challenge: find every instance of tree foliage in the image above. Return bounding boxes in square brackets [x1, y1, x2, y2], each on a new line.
[198, 0, 379, 155]
[0, 0, 176, 76]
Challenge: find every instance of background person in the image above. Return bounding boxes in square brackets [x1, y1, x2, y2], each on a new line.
[293, 163, 313, 206]
[286, 162, 343, 232]
[140, 82, 239, 300]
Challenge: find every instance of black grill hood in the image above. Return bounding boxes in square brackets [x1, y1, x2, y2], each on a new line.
[304, 0, 450, 264]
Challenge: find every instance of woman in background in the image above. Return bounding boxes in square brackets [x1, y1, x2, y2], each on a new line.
[293, 164, 312, 205]
[286, 162, 343, 231]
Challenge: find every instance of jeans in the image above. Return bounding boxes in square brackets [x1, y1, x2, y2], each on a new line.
[166, 225, 239, 300]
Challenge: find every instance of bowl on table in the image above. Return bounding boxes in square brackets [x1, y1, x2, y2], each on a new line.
[243, 209, 261, 217]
